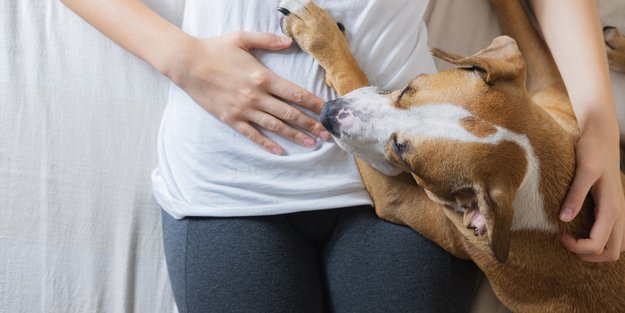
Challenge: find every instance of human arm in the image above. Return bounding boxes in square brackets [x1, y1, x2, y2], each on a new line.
[61, 0, 330, 155]
[529, 0, 625, 262]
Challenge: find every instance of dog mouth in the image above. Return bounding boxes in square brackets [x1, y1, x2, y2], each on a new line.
[463, 206, 487, 236]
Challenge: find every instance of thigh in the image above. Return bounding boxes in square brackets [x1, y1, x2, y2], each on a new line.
[161, 210, 325, 313]
[322, 206, 478, 313]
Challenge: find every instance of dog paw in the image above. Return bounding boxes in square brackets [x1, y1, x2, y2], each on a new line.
[604, 26, 625, 73]
[277, 0, 347, 60]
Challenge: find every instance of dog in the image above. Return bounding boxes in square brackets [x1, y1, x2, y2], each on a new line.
[277, 0, 625, 312]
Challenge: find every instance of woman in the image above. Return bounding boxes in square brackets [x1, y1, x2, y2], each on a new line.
[60, 0, 624, 312]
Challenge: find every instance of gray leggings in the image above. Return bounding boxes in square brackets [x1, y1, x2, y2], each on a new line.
[161, 205, 478, 313]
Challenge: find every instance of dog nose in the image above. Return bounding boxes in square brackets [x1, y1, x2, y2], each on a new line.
[320, 99, 342, 137]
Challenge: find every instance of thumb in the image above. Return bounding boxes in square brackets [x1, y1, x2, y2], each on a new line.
[560, 168, 595, 222]
[235, 31, 293, 51]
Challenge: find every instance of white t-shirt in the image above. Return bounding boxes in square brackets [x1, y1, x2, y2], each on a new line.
[152, 0, 436, 219]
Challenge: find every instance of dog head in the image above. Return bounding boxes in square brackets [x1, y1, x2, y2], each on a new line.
[321, 36, 562, 262]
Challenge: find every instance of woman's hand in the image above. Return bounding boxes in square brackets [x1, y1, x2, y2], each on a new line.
[165, 32, 330, 155]
[560, 119, 625, 262]
[529, 0, 625, 262]
[60, 1, 329, 155]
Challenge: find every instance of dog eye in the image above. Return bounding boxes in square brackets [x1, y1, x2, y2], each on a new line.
[398, 86, 414, 101]
[462, 66, 486, 76]
[469, 66, 488, 80]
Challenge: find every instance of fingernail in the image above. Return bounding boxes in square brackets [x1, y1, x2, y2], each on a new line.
[304, 138, 315, 147]
[280, 36, 292, 45]
[560, 208, 573, 222]
[272, 147, 283, 155]
[319, 131, 331, 141]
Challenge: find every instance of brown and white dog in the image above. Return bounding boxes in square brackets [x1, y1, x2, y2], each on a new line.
[278, 0, 625, 312]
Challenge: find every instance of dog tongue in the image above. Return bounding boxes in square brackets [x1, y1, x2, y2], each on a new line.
[464, 207, 487, 236]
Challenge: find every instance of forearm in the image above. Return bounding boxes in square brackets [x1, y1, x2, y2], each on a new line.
[61, 0, 190, 77]
[529, 0, 617, 134]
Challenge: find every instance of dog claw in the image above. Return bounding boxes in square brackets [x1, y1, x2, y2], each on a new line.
[337, 22, 345, 32]
[277, 7, 291, 16]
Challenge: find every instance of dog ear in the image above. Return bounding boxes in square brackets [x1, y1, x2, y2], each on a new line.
[476, 186, 513, 263]
[431, 36, 525, 84]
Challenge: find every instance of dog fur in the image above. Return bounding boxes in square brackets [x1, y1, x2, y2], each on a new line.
[278, 0, 625, 312]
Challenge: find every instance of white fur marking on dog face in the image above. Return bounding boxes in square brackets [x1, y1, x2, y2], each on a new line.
[330, 87, 557, 233]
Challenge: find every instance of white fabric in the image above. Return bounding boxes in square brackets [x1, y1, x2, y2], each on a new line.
[0, 1, 182, 312]
[153, 0, 436, 218]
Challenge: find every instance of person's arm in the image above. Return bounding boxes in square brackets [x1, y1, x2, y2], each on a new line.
[61, 0, 330, 155]
[529, 0, 625, 262]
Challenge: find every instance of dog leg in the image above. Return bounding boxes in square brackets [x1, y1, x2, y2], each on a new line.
[277, 0, 368, 95]
[604, 26, 625, 73]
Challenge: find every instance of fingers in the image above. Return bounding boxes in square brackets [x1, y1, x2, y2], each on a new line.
[560, 164, 597, 222]
[560, 214, 616, 261]
[187, 32, 330, 154]
[219, 89, 326, 154]
[560, 172, 625, 262]
[222, 102, 321, 154]
[228, 32, 327, 116]
[247, 69, 330, 140]
[561, 215, 623, 262]
[230, 121, 284, 155]
[232, 31, 293, 51]
[250, 104, 318, 148]
[265, 71, 326, 115]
